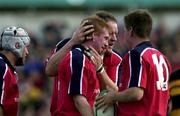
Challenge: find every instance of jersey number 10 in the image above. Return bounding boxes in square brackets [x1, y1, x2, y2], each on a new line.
[152, 54, 169, 91]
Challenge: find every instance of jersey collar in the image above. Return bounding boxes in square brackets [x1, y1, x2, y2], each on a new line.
[72, 44, 92, 59]
[0, 53, 15, 72]
[136, 41, 152, 48]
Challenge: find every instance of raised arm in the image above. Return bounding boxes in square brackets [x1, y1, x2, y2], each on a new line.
[87, 47, 118, 91]
[45, 20, 94, 77]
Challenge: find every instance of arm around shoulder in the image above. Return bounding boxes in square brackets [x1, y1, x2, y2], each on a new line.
[45, 41, 74, 77]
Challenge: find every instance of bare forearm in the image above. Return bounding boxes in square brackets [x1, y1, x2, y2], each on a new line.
[46, 21, 94, 77]
[98, 70, 118, 91]
[115, 87, 144, 102]
[77, 104, 93, 116]
[73, 95, 94, 116]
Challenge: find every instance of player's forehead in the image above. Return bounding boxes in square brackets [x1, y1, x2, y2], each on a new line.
[100, 28, 110, 37]
[107, 21, 118, 33]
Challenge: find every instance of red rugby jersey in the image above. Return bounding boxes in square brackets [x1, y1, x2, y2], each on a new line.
[47, 39, 70, 115]
[50, 77, 58, 115]
[118, 41, 171, 116]
[47, 44, 59, 115]
[54, 45, 100, 116]
[103, 50, 122, 86]
[49, 39, 122, 115]
[0, 53, 19, 116]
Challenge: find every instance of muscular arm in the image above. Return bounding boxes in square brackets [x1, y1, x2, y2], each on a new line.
[95, 87, 144, 111]
[88, 47, 118, 91]
[98, 71, 118, 91]
[45, 21, 94, 77]
[115, 87, 144, 102]
[45, 40, 75, 76]
[73, 95, 94, 116]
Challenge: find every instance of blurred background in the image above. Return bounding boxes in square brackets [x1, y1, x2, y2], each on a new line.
[0, 0, 179, 115]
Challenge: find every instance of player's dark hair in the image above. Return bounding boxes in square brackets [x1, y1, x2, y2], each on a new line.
[124, 9, 152, 38]
[95, 11, 117, 23]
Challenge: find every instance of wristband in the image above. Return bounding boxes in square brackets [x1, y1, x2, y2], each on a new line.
[99, 67, 104, 74]
[96, 64, 103, 72]
[96, 65, 104, 74]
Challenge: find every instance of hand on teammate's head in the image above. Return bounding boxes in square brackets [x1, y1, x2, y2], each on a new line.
[71, 20, 94, 45]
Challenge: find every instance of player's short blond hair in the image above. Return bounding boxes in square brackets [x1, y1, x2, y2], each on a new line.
[81, 15, 112, 36]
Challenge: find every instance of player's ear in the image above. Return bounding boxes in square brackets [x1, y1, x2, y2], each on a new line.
[129, 27, 133, 36]
[126, 27, 133, 38]
[92, 32, 96, 41]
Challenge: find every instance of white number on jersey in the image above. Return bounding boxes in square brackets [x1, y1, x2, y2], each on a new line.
[152, 54, 169, 91]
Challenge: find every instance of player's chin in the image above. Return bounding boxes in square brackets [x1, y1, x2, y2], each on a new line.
[100, 50, 106, 55]
[100, 47, 106, 54]
[105, 48, 112, 56]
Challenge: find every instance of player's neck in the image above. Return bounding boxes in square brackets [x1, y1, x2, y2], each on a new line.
[82, 41, 95, 50]
[131, 36, 149, 49]
[1, 50, 16, 66]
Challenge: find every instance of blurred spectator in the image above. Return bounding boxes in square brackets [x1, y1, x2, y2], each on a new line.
[42, 21, 66, 49]
[153, 21, 171, 53]
[171, 27, 180, 71]
[150, 22, 180, 71]
[19, 60, 50, 116]
[169, 69, 180, 116]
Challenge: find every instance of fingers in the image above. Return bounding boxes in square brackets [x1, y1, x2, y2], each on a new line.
[78, 24, 94, 42]
[88, 53, 95, 64]
[80, 20, 94, 35]
[84, 28, 94, 36]
[84, 46, 89, 51]
[84, 50, 92, 58]
[80, 19, 94, 34]
[84, 46, 102, 70]
[89, 46, 99, 56]
[95, 96, 111, 113]
[72, 23, 94, 44]
[90, 55, 95, 61]
[82, 25, 93, 32]
[96, 95, 104, 101]
[83, 25, 94, 37]
[72, 19, 94, 44]
[80, 20, 89, 27]
[86, 47, 98, 60]
[95, 96, 106, 109]
[89, 46, 103, 64]
[85, 36, 93, 40]
[103, 105, 109, 113]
